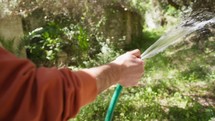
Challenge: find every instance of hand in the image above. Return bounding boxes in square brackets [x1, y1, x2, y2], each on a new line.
[111, 49, 144, 87]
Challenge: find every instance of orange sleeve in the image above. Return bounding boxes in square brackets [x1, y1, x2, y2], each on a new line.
[0, 47, 98, 121]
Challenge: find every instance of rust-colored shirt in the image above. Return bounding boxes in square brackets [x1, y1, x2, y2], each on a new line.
[0, 47, 98, 121]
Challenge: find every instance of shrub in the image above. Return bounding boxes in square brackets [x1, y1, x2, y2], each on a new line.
[24, 20, 120, 68]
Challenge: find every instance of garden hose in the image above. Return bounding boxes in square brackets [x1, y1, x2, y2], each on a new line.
[104, 17, 215, 121]
[105, 57, 146, 121]
[105, 84, 122, 121]
[105, 56, 146, 121]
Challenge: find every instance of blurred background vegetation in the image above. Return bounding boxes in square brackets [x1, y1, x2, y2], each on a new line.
[0, 0, 215, 120]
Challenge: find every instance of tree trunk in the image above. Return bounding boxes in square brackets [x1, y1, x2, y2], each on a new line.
[0, 15, 26, 57]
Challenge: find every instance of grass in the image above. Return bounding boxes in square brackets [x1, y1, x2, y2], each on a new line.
[124, 29, 165, 52]
[1, 21, 211, 120]
[1, 25, 213, 120]
[71, 31, 215, 121]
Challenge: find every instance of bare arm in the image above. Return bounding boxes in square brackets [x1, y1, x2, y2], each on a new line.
[0, 47, 143, 120]
[81, 49, 144, 93]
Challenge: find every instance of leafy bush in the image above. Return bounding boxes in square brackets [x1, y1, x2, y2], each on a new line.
[24, 21, 107, 67]
[24, 22, 65, 67]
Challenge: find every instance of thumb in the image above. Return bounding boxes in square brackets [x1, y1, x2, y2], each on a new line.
[128, 49, 141, 58]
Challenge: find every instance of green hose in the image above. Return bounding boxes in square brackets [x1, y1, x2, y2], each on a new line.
[105, 84, 123, 121]
[105, 55, 147, 120]
[103, 16, 211, 120]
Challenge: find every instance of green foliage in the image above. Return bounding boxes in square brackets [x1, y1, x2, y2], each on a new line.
[71, 91, 113, 121]
[128, 0, 150, 13]
[124, 29, 165, 51]
[72, 31, 215, 120]
[24, 19, 113, 67]
[24, 22, 64, 67]
[164, 5, 180, 17]
[1, 1, 214, 120]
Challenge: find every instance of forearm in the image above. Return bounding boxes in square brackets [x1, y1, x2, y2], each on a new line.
[79, 49, 144, 93]
[81, 63, 121, 93]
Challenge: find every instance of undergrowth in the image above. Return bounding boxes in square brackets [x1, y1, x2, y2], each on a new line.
[71, 30, 215, 121]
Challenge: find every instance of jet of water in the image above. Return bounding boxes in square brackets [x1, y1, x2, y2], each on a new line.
[141, 17, 215, 60]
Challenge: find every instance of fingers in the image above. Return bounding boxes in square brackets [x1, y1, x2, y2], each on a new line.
[128, 49, 141, 58]
[115, 49, 145, 88]
[135, 58, 144, 64]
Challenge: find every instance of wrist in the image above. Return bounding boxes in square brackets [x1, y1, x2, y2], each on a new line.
[109, 62, 123, 84]
[82, 62, 122, 93]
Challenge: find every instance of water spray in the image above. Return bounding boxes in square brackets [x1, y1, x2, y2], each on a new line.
[105, 17, 215, 121]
